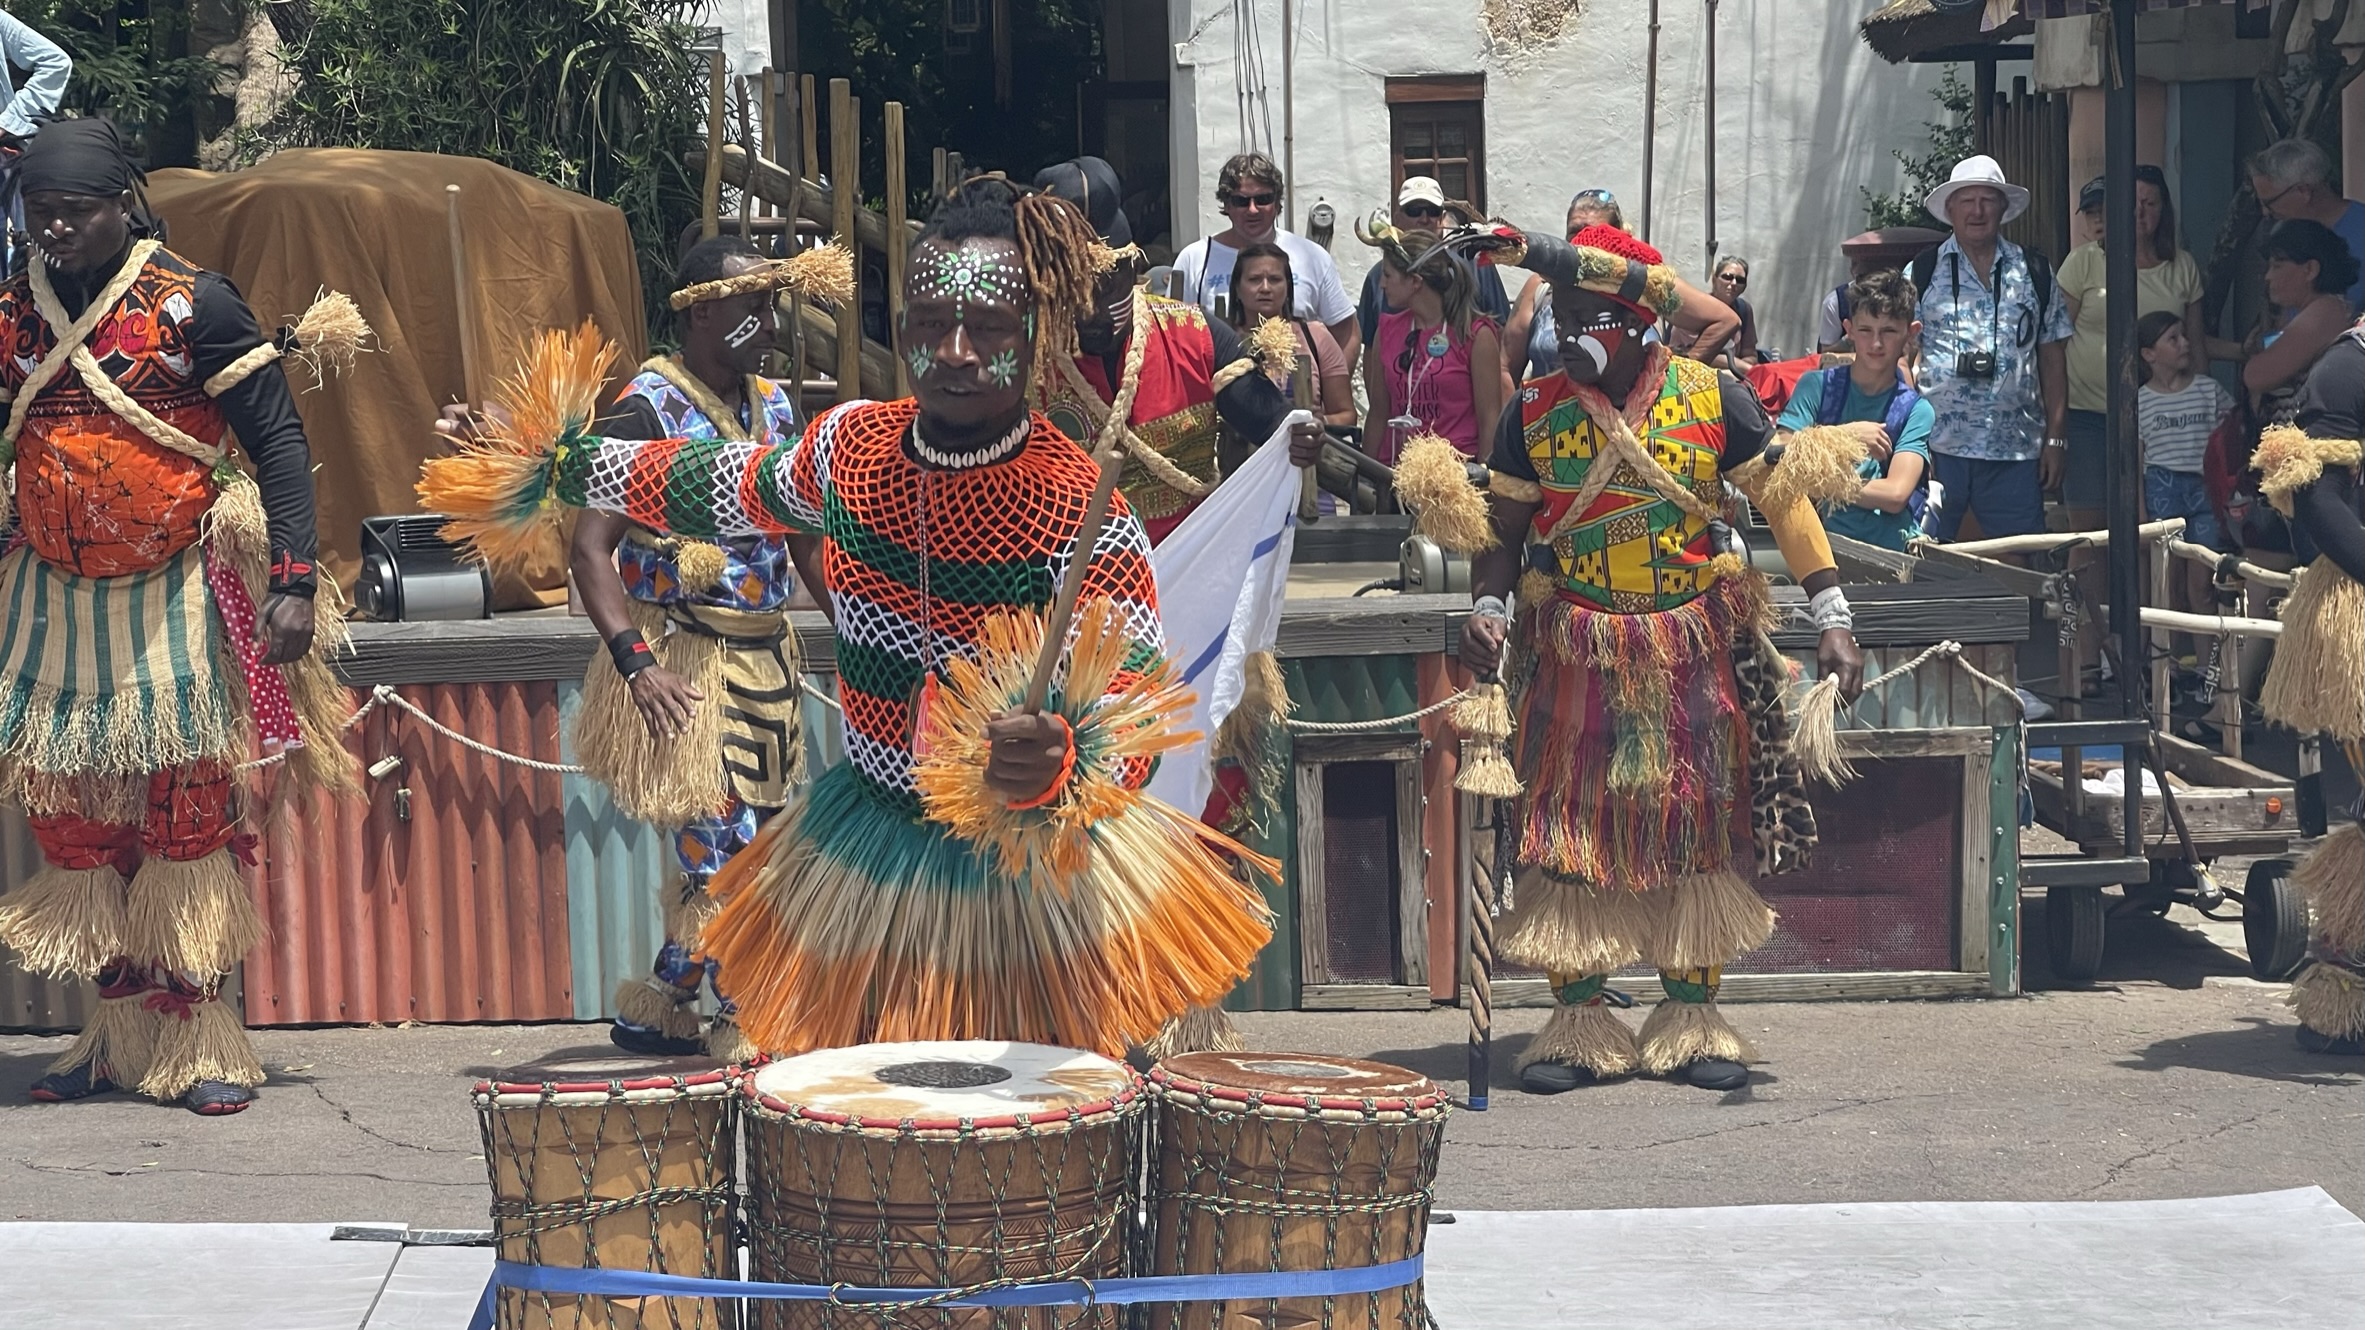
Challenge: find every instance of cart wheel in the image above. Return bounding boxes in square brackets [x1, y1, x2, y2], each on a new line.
[2243, 859, 2309, 982]
[2047, 885, 2107, 985]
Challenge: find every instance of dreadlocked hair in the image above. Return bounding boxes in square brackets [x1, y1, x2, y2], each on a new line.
[918, 177, 1105, 394]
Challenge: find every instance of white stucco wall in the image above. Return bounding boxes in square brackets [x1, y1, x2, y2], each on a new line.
[1169, 1, 1944, 357]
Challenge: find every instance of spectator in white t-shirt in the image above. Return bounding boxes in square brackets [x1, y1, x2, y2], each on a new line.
[1171, 152, 1361, 370]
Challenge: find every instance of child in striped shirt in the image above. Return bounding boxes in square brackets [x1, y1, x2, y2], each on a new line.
[2136, 310, 2234, 663]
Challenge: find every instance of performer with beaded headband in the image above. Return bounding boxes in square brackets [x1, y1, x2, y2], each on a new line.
[1447, 222, 1869, 1094]
[0, 119, 364, 1115]
[422, 178, 1274, 1059]
[437, 236, 849, 1061]
[2250, 321, 2365, 1058]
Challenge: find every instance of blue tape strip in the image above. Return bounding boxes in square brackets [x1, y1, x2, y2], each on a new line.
[469, 1254, 1422, 1330]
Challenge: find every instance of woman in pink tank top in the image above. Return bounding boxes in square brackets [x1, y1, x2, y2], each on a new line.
[1361, 224, 1503, 464]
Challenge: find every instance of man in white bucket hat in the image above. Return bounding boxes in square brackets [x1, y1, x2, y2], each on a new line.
[1914, 154, 2070, 546]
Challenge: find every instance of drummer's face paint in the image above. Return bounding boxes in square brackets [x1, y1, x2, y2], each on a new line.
[1555, 287, 1649, 389]
[904, 238, 1033, 439]
[695, 255, 777, 377]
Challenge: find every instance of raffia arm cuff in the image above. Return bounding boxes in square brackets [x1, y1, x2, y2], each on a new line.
[1488, 471, 1543, 504]
[1728, 425, 1870, 517]
[2255, 426, 2365, 517]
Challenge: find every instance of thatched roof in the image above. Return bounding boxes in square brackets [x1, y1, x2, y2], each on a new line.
[1860, 0, 2035, 65]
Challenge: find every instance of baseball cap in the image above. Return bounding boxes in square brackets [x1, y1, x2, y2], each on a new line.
[1398, 176, 1446, 209]
[2079, 175, 2106, 213]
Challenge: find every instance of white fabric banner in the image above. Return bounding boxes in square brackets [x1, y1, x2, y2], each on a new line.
[1144, 414, 1308, 816]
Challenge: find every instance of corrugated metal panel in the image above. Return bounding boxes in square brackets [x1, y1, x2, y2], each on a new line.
[0, 809, 95, 1032]
[558, 681, 669, 1021]
[561, 672, 847, 1022]
[242, 682, 576, 1024]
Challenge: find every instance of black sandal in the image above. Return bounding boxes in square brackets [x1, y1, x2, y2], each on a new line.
[184, 1081, 256, 1115]
[28, 1064, 118, 1102]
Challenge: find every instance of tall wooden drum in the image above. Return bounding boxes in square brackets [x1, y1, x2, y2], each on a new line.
[742, 1040, 1142, 1330]
[474, 1053, 738, 1330]
[1146, 1053, 1449, 1330]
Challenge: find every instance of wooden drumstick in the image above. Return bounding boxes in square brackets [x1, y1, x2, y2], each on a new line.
[1021, 429, 1126, 714]
[445, 184, 485, 412]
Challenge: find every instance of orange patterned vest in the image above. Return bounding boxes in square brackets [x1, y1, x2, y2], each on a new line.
[0, 249, 228, 578]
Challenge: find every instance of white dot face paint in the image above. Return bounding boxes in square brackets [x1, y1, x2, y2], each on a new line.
[725, 314, 762, 349]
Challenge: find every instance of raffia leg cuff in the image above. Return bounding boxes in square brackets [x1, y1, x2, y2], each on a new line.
[138, 982, 264, 1100]
[0, 864, 129, 978]
[2296, 824, 2365, 956]
[2292, 962, 2365, 1042]
[48, 965, 161, 1087]
[1517, 988, 1638, 1078]
[613, 977, 705, 1042]
[123, 849, 263, 977]
[1141, 1003, 1244, 1062]
[1638, 969, 1757, 1074]
[704, 1011, 759, 1064]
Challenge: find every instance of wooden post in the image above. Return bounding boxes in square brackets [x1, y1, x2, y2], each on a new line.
[800, 75, 819, 195]
[991, 0, 1013, 108]
[758, 67, 778, 222]
[2150, 530, 2172, 735]
[444, 184, 485, 410]
[736, 75, 757, 240]
[885, 101, 909, 396]
[1976, 57, 1998, 157]
[830, 78, 862, 403]
[700, 51, 728, 240]
[933, 147, 949, 204]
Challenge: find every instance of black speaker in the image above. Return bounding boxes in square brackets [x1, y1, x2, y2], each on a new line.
[355, 516, 492, 621]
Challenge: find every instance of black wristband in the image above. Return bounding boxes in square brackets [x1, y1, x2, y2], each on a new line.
[607, 629, 657, 679]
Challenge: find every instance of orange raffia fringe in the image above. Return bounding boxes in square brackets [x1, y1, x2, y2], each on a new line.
[416, 320, 618, 570]
[696, 597, 1278, 1059]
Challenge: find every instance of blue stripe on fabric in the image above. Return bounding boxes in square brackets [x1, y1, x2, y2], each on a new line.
[470, 1255, 1423, 1330]
[1178, 525, 1290, 687]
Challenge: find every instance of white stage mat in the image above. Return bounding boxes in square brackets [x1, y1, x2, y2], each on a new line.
[3, 1189, 2360, 1328]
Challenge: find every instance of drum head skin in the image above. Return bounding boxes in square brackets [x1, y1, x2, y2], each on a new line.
[748, 1041, 1136, 1126]
[1154, 1052, 1444, 1110]
[472, 1049, 733, 1107]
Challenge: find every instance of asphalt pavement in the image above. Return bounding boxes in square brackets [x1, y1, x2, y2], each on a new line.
[1, 900, 2357, 1226]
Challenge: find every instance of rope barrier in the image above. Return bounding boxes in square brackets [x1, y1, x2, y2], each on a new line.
[1285, 690, 1472, 734]
[1853, 639, 2025, 718]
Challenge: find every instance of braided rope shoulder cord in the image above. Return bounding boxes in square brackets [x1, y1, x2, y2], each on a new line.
[1050, 291, 1208, 500]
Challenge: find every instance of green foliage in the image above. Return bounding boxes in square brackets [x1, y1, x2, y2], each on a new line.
[6, 0, 220, 162]
[799, 0, 1102, 196]
[247, 0, 709, 333]
[1862, 66, 1976, 231]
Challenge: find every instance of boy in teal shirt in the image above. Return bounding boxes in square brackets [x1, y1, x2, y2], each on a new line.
[1773, 269, 1935, 551]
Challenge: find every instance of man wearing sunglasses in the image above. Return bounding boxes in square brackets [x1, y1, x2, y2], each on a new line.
[2248, 138, 2365, 312]
[1355, 175, 1510, 351]
[1172, 152, 1361, 370]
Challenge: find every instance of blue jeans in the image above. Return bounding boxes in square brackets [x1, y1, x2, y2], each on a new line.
[2145, 465, 2223, 550]
[1928, 453, 2046, 540]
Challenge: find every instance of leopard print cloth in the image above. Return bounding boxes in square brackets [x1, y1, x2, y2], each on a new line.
[1734, 628, 1819, 877]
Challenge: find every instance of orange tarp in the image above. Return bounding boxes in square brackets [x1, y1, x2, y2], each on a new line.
[149, 148, 648, 606]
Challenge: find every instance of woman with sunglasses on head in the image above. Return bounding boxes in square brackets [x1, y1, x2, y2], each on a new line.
[1171, 151, 1361, 368]
[1359, 222, 1502, 463]
[1504, 189, 1739, 383]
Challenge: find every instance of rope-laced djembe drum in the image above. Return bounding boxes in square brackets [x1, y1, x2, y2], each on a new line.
[741, 1040, 1144, 1330]
[474, 1054, 738, 1330]
[1145, 1053, 1449, 1330]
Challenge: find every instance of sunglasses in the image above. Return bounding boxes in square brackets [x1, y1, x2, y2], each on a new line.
[1226, 192, 1280, 210]
[1717, 271, 1747, 288]
[1571, 189, 1617, 206]
[1402, 202, 1444, 219]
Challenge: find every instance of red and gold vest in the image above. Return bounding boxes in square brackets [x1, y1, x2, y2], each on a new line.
[0, 249, 228, 578]
[1037, 294, 1218, 544]
[1517, 356, 1730, 613]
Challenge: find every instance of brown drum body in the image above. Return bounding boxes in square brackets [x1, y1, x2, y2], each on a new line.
[1146, 1053, 1449, 1330]
[742, 1041, 1142, 1330]
[474, 1054, 737, 1330]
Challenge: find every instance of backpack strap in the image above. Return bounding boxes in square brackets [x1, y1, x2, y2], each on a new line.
[1814, 366, 1853, 427]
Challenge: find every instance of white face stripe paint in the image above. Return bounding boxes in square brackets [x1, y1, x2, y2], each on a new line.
[724, 314, 761, 348]
[1574, 335, 1609, 376]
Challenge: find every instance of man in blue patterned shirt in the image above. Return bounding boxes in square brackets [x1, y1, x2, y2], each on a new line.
[1916, 156, 2072, 543]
